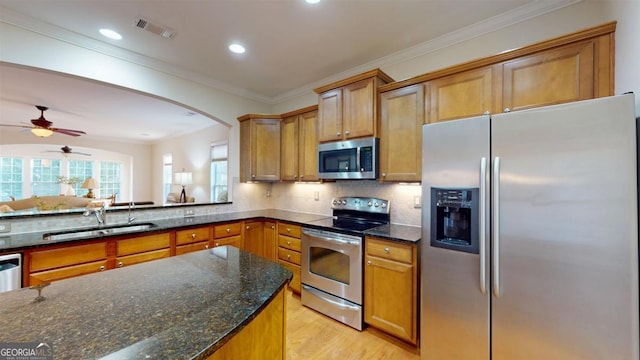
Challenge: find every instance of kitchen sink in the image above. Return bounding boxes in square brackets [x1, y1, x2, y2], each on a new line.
[43, 223, 158, 241]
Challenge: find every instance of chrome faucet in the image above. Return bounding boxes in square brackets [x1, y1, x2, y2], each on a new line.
[83, 202, 107, 227]
[128, 202, 136, 224]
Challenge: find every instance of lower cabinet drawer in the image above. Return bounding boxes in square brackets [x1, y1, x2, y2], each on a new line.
[30, 242, 107, 272]
[278, 260, 301, 294]
[278, 247, 301, 265]
[176, 241, 210, 255]
[176, 227, 210, 245]
[116, 233, 171, 257]
[116, 248, 171, 268]
[30, 260, 108, 284]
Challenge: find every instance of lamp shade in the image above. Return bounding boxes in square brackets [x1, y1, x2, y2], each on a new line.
[81, 178, 98, 189]
[31, 128, 53, 137]
[174, 172, 192, 186]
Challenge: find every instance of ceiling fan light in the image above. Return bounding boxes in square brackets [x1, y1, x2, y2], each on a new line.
[31, 128, 53, 137]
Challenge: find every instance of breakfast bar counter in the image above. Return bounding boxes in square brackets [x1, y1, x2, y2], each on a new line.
[0, 246, 291, 359]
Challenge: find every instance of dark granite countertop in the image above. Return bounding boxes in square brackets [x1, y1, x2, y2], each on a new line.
[0, 246, 291, 359]
[0, 209, 420, 252]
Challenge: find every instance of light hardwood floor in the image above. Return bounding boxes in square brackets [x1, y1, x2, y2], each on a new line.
[286, 291, 420, 360]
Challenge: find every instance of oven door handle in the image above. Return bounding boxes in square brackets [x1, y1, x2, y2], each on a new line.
[303, 229, 360, 246]
[302, 285, 360, 311]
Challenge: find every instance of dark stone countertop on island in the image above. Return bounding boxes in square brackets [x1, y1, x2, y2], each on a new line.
[0, 246, 292, 359]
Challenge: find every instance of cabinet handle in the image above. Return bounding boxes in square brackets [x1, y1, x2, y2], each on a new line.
[345, 130, 350, 135]
[99, 265, 105, 271]
[205, 244, 209, 249]
[191, 233, 196, 239]
[381, 173, 386, 177]
[336, 132, 341, 137]
[118, 262, 123, 268]
[367, 261, 371, 265]
[215, 242, 220, 247]
[286, 228, 291, 232]
[287, 254, 291, 259]
[484, 110, 490, 115]
[226, 228, 230, 233]
[271, 225, 275, 229]
[384, 247, 390, 253]
[300, 175, 304, 179]
[293, 175, 297, 179]
[287, 241, 292, 246]
[252, 174, 256, 178]
[504, 107, 511, 113]
[246, 225, 250, 230]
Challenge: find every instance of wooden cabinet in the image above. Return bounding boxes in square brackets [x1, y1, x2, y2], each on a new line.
[277, 222, 302, 293]
[315, 69, 393, 142]
[426, 66, 495, 123]
[175, 226, 212, 255]
[27, 241, 108, 285]
[243, 220, 264, 257]
[379, 84, 425, 182]
[214, 222, 243, 249]
[263, 221, 277, 261]
[364, 237, 418, 345]
[238, 114, 281, 182]
[281, 106, 319, 182]
[115, 233, 171, 268]
[498, 37, 610, 113]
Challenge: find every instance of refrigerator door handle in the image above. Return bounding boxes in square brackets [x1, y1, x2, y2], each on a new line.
[493, 156, 501, 297]
[479, 157, 487, 295]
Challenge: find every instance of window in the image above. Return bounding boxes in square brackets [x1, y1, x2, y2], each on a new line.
[163, 153, 172, 203]
[0, 157, 23, 201]
[68, 159, 94, 197]
[210, 142, 228, 202]
[31, 158, 61, 196]
[99, 161, 122, 200]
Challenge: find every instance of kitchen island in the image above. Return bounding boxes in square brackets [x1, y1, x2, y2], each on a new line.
[0, 246, 291, 359]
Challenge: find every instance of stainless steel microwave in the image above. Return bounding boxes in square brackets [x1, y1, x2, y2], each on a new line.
[318, 137, 379, 180]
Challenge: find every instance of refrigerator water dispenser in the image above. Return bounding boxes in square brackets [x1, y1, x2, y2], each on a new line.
[430, 188, 479, 254]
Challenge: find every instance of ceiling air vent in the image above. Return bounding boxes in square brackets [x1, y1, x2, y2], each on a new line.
[134, 17, 176, 39]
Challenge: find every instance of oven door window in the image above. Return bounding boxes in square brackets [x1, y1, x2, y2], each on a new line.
[309, 246, 350, 284]
[319, 148, 356, 173]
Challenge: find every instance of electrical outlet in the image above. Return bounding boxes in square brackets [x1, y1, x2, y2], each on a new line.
[184, 209, 195, 217]
[413, 196, 422, 208]
[0, 222, 10, 233]
[265, 189, 272, 197]
[314, 191, 320, 201]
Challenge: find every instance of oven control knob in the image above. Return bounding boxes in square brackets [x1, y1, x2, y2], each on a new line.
[367, 201, 373, 207]
[381, 203, 387, 208]
[341, 200, 347, 205]
[374, 202, 379, 207]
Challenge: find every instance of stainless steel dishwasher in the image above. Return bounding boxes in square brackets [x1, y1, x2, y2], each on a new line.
[0, 253, 21, 293]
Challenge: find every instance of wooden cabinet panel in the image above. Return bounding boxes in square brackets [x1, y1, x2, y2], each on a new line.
[278, 260, 301, 294]
[176, 241, 209, 255]
[29, 242, 107, 272]
[428, 66, 493, 123]
[277, 223, 301, 238]
[214, 235, 242, 248]
[214, 222, 242, 238]
[239, 116, 281, 182]
[280, 107, 319, 182]
[500, 40, 596, 112]
[277, 247, 301, 265]
[116, 249, 171, 268]
[30, 260, 108, 285]
[364, 237, 418, 344]
[116, 233, 171, 257]
[317, 89, 343, 142]
[244, 221, 264, 257]
[176, 226, 211, 245]
[280, 115, 299, 181]
[343, 78, 376, 139]
[379, 84, 424, 182]
[264, 221, 277, 261]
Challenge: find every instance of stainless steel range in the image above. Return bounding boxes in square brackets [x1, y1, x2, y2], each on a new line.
[301, 196, 390, 330]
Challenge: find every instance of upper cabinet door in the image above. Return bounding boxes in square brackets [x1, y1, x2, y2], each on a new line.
[342, 77, 376, 140]
[379, 84, 424, 182]
[280, 115, 299, 181]
[317, 89, 343, 142]
[500, 40, 596, 113]
[298, 110, 319, 182]
[239, 116, 281, 182]
[427, 66, 494, 124]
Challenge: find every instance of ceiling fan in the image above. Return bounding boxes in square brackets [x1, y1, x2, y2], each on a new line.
[46, 146, 91, 156]
[0, 105, 86, 137]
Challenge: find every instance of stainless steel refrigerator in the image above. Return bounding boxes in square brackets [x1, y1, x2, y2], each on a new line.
[421, 94, 639, 360]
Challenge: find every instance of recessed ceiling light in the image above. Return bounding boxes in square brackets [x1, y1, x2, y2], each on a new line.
[229, 43, 246, 54]
[99, 28, 122, 40]
[305, 0, 321, 4]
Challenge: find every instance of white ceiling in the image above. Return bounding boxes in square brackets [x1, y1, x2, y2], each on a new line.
[0, 0, 574, 143]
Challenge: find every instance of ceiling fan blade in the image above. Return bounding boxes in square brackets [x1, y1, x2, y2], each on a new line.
[0, 124, 31, 129]
[51, 128, 86, 136]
